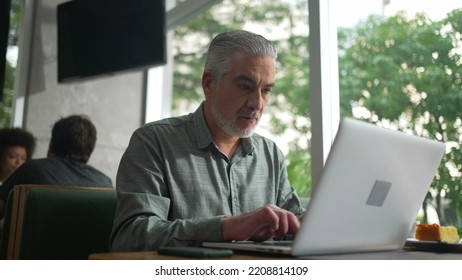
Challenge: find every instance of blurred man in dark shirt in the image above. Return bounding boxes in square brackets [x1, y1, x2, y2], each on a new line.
[0, 115, 112, 219]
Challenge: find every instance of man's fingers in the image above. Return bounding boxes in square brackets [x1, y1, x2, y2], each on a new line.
[221, 204, 302, 241]
[255, 205, 300, 238]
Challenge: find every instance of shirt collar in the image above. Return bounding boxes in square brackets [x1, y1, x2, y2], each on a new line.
[193, 102, 255, 155]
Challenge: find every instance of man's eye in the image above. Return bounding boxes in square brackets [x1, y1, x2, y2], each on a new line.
[262, 88, 273, 95]
[238, 84, 251, 90]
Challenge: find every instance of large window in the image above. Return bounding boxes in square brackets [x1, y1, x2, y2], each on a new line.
[335, 0, 462, 228]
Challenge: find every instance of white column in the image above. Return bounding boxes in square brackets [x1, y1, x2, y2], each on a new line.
[309, 0, 340, 189]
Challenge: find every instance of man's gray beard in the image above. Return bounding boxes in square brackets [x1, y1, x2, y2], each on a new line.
[211, 97, 256, 138]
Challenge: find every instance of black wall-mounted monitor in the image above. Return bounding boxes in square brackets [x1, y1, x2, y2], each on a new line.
[57, 0, 166, 83]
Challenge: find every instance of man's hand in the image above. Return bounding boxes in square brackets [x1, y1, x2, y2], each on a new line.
[221, 204, 300, 241]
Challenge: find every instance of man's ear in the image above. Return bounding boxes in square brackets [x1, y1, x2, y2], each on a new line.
[202, 71, 215, 98]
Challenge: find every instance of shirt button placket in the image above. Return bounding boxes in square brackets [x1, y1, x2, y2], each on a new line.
[229, 164, 240, 215]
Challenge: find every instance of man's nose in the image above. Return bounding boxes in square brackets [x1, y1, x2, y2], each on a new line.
[247, 90, 264, 110]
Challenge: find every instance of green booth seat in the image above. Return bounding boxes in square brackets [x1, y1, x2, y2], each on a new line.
[0, 184, 117, 260]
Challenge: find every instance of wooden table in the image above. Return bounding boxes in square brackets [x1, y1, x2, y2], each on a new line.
[89, 250, 293, 260]
[89, 249, 462, 260]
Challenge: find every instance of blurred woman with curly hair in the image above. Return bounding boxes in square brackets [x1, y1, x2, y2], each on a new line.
[0, 128, 36, 183]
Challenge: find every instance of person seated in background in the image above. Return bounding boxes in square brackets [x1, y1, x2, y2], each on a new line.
[110, 30, 305, 252]
[0, 115, 113, 219]
[0, 128, 36, 184]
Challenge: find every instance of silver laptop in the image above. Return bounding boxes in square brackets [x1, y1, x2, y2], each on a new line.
[203, 117, 446, 257]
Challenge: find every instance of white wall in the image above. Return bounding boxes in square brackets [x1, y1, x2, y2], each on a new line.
[15, 0, 146, 184]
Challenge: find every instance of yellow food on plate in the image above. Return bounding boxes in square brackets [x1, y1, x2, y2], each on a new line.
[415, 223, 460, 243]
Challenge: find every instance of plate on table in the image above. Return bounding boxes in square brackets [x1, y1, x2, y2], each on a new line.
[404, 239, 462, 253]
